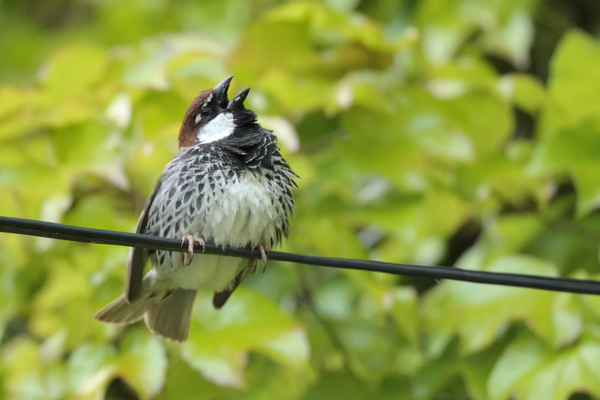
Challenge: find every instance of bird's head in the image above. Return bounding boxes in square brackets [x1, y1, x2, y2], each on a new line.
[178, 76, 253, 148]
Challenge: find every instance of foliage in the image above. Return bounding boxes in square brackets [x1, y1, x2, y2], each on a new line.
[1, 0, 600, 399]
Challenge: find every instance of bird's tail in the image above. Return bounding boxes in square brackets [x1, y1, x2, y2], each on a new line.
[94, 280, 197, 342]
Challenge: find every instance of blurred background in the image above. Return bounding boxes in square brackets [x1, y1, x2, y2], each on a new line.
[1, 0, 600, 399]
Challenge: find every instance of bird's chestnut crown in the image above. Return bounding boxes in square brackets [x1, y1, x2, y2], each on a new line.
[178, 76, 251, 148]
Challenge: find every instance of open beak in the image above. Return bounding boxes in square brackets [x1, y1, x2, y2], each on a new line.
[227, 88, 250, 111]
[214, 76, 234, 108]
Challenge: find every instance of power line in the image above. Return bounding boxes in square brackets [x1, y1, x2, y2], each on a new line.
[1, 215, 599, 295]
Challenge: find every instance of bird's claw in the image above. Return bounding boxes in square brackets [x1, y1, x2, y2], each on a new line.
[247, 244, 269, 274]
[258, 244, 268, 272]
[181, 234, 205, 266]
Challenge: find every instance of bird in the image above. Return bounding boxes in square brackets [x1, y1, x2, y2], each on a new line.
[94, 76, 297, 342]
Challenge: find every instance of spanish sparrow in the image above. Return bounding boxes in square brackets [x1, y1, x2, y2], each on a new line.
[95, 76, 297, 341]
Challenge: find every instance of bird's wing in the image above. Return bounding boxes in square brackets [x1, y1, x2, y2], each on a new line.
[212, 266, 247, 309]
[126, 179, 163, 303]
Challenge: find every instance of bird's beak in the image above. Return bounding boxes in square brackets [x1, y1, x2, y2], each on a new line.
[214, 76, 234, 108]
[227, 88, 250, 111]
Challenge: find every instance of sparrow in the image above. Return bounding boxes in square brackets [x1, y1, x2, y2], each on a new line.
[94, 76, 297, 341]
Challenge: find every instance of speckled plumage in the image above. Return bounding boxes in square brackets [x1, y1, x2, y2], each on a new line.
[144, 128, 296, 290]
[95, 77, 297, 341]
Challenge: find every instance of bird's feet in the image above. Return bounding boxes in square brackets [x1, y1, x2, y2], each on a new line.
[181, 234, 205, 266]
[249, 244, 269, 273]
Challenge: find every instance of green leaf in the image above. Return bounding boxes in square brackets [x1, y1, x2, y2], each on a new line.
[462, 341, 508, 400]
[181, 289, 311, 387]
[483, 9, 534, 68]
[424, 255, 557, 353]
[31, 261, 92, 341]
[117, 329, 168, 398]
[3, 338, 43, 398]
[338, 107, 422, 187]
[41, 44, 107, 97]
[157, 354, 228, 400]
[551, 292, 582, 348]
[417, 0, 537, 66]
[489, 331, 600, 400]
[240, 355, 312, 400]
[503, 73, 546, 112]
[547, 30, 600, 127]
[487, 331, 545, 400]
[68, 342, 117, 398]
[529, 120, 600, 215]
[232, 20, 318, 76]
[300, 372, 383, 400]
[412, 338, 461, 400]
[388, 287, 419, 346]
[0, 87, 29, 119]
[482, 213, 544, 258]
[260, 71, 333, 112]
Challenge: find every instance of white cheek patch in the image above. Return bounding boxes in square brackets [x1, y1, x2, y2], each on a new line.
[197, 113, 235, 144]
[195, 114, 202, 124]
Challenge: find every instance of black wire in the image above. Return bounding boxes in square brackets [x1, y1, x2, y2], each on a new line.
[1, 215, 600, 295]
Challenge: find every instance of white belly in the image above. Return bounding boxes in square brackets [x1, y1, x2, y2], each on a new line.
[191, 170, 282, 248]
[150, 170, 279, 291]
[160, 253, 244, 291]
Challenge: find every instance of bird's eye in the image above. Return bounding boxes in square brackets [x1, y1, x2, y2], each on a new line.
[201, 108, 211, 118]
